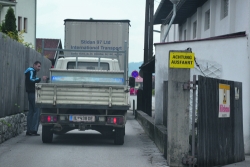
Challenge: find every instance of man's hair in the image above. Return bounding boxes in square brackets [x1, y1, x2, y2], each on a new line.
[34, 61, 41, 65]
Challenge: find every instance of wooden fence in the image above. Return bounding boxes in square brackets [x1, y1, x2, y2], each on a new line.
[197, 75, 244, 166]
[0, 32, 51, 118]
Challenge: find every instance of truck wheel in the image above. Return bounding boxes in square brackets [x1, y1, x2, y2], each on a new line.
[42, 126, 53, 143]
[114, 128, 124, 145]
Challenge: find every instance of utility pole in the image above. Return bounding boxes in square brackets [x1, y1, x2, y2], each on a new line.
[142, 0, 154, 116]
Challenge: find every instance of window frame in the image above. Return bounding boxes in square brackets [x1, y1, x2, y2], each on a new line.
[18, 16, 22, 31]
[205, 9, 210, 31]
[23, 17, 28, 33]
[193, 21, 197, 39]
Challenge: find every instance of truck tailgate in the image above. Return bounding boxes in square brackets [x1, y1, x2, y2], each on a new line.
[35, 83, 129, 109]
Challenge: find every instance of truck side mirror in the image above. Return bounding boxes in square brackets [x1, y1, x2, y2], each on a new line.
[129, 77, 135, 87]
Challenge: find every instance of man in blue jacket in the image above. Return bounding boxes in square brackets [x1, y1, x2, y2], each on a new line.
[24, 61, 47, 136]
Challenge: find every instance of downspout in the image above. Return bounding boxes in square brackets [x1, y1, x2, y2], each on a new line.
[0, 5, 2, 22]
[161, 0, 179, 42]
[34, 0, 37, 49]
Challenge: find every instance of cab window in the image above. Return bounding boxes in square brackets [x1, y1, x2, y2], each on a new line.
[67, 62, 109, 70]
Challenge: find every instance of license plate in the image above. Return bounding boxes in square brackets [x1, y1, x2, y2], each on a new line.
[69, 115, 95, 122]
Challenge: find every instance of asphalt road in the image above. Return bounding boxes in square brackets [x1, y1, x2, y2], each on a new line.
[0, 110, 168, 167]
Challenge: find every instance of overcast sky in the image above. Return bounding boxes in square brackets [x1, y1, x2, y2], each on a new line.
[36, 0, 161, 63]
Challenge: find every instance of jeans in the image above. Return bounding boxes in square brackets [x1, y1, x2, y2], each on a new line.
[27, 93, 40, 132]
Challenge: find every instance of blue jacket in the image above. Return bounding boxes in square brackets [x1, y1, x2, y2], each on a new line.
[24, 67, 41, 93]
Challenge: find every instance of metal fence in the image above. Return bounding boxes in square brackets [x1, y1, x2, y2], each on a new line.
[0, 32, 51, 118]
[197, 75, 244, 166]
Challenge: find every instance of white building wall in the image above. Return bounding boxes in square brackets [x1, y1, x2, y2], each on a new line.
[15, 0, 36, 47]
[156, 2, 250, 152]
[233, 1, 248, 33]
[155, 36, 250, 153]
[160, 24, 179, 42]
[0, 0, 36, 47]
[156, 0, 250, 153]
[162, 0, 250, 43]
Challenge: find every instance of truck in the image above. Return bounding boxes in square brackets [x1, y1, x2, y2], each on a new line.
[36, 19, 134, 145]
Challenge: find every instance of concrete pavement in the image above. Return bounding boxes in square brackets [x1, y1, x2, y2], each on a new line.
[222, 155, 250, 167]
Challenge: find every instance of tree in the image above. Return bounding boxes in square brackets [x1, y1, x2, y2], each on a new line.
[2, 7, 18, 40]
[0, 7, 33, 48]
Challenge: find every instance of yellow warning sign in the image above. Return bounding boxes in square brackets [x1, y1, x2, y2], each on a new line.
[169, 52, 195, 68]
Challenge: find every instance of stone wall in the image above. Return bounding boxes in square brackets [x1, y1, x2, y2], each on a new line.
[0, 113, 26, 144]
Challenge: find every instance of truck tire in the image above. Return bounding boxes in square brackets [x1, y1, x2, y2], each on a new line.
[114, 128, 124, 145]
[42, 126, 53, 143]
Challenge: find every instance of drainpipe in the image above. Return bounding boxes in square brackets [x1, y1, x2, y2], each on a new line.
[34, 0, 37, 49]
[0, 5, 2, 22]
[162, 0, 180, 42]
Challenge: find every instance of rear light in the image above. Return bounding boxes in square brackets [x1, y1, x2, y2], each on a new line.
[41, 115, 57, 123]
[107, 117, 124, 125]
[47, 116, 51, 122]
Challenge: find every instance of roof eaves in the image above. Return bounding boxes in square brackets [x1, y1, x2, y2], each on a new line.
[153, 0, 208, 25]
[153, 0, 173, 25]
[0, 0, 16, 6]
[162, 0, 186, 25]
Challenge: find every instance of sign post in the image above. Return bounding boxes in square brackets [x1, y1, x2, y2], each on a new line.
[167, 50, 194, 166]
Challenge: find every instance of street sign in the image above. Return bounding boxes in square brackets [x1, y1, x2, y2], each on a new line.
[169, 52, 195, 68]
[218, 83, 230, 118]
[131, 70, 139, 78]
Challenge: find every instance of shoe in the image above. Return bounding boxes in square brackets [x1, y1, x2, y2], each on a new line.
[31, 131, 40, 136]
[26, 132, 32, 136]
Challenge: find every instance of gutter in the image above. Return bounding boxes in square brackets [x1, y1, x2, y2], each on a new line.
[0, 1, 16, 6]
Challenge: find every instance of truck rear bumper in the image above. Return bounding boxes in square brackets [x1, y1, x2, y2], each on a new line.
[36, 104, 130, 110]
[40, 114, 126, 128]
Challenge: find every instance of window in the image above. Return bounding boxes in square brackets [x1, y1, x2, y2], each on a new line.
[193, 21, 197, 39]
[205, 10, 210, 30]
[224, 0, 229, 17]
[67, 62, 109, 70]
[184, 29, 186, 41]
[24, 18, 28, 32]
[18, 16, 22, 31]
[179, 27, 182, 41]
[221, 0, 229, 19]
